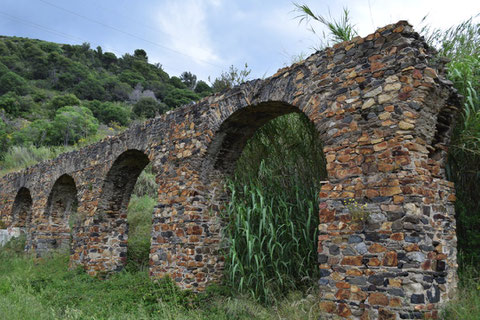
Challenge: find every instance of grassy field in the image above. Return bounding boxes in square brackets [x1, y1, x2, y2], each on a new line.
[0, 238, 323, 320]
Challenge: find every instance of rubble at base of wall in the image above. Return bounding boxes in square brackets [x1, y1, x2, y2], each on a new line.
[0, 227, 23, 246]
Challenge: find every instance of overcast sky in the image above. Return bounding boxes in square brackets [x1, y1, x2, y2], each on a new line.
[1, 0, 478, 82]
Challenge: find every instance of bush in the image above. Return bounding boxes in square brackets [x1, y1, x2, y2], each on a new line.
[98, 102, 131, 126]
[0, 72, 28, 96]
[0, 145, 59, 171]
[133, 97, 168, 119]
[48, 94, 80, 112]
[49, 106, 99, 146]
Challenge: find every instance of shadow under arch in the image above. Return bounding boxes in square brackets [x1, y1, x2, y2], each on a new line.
[43, 174, 78, 252]
[11, 187, 33, 229]
[90, 149, 150, 272]
[202, 101, 303, 178]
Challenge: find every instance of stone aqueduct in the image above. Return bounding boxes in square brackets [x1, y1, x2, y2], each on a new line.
[0, 22, 461, 319]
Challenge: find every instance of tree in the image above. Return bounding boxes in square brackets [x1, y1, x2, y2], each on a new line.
[49, 106, 98, 146]
[169, 76, 187, 89]
[164, 88, 199, 109]
[102, 52, 118, 66]
[134, 49, 148, 61]
[293, 4, 358, 48]
[0, 92, 20, 116]
[12, 119, 52, 146]
[209, 63, 251, 93]
[180, 71, 197, 90]
[0, 71, 29, 95]
[195, 80, 213, 97]
[49, 94, 80, 112]
[0, 117, 9, 155]
[74, 77, 106, 100]
[133, 97, 168, 119]
[98, 102, 131, 126]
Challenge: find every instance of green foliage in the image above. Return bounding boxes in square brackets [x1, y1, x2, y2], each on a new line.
[0, 35, 208, 164]
[133, 97, 168, 119]
[126, 164, 158, 272]
[133, 164, 158, 198]
[0, 92, 21, 116]
[98, 102, 131, 126]
[442, 266, 480, 319]
[0, 145, 62, 172]
[48, 94, 80, 112]
[0, 234, 26, 255]
[293, 4, 358, 48]
[209, 64, 251, 93]
[50, 106, 99, 146]
[0, 246, 324, 320]
[224, 113, 326, 304]
[164, 88, 200, 108]
[194, 80, 213, 97]
[0, 72, 29, 96]
[12, 119, 52, 146]
[74, 77, 106, 100]
[423, 17, 480, 267]
[134, 49, 148, 61]
[180, 71, 197, 90]
[0, 118, 8, 155]
[126, 195, 155, 273]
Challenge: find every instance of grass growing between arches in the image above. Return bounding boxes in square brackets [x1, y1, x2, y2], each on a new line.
[223, 112, 327, 304]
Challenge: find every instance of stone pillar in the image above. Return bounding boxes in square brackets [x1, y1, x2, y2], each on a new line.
[149, 163, 224, 290]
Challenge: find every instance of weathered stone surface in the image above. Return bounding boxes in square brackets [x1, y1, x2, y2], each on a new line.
[0, 21, 460, 319]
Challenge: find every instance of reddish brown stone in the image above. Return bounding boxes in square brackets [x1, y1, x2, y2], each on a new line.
[378, 308, 396, 320]
[391, 233, 404, 241]
[335, 289, 351, 300]
[405, 243, 419, 252]
[320, 301, 336, 313]
[368, 257, 382, 266]
[369, 292, 389, 306]
[383, 251, 398, 266]
[336, 281, 351, 289]
[369, 243, 387, 253]
[337, 303, 352, 317]
[341, 256, 364, 266]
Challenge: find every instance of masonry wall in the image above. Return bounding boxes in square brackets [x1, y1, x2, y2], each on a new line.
[0, 21, 460, 319]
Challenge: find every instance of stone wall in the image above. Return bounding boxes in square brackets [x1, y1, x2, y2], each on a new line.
[0, 21, 461, 319]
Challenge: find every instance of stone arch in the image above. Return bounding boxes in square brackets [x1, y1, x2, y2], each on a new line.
[88, 149, 151, 273]
[43, 174, 78, 252]
[196, 99, 330, 286]
[202, 101, 307, 177]
[11, 187, 32, 229]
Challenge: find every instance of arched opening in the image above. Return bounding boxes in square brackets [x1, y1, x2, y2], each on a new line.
[11, 187, 32, 229]
[44, 174, 78, 251]
[93, 149, 152, 272]
[0, 187, 32, 247]
[206, 102, 328, 303]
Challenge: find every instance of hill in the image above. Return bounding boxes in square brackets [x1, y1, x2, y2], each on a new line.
[0, 36, 213, 162]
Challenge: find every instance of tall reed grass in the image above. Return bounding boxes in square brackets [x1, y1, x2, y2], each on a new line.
[224, 112, 327, 303]
[423, 16, 480, 266]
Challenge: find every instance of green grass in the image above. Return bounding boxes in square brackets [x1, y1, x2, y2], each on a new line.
[126, 194, 155, 273]
[0, 238, 323, 320]
[442, 267, 480, 319]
